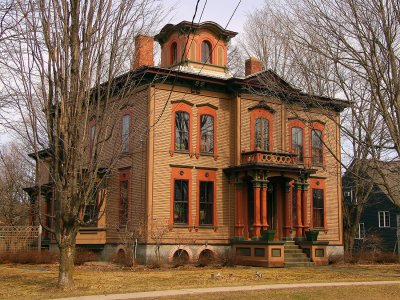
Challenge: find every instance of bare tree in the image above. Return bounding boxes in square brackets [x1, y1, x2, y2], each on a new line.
[0, 0, 167, 289]
[0, 142, 33, 226]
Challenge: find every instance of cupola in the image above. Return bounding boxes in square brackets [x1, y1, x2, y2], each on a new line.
[154, 21, 237, 77]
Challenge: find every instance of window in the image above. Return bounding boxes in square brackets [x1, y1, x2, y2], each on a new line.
[174, 179, 189, 224]
[83, 191, 98, 227]
[171, 42, 178, 64]
[378, 211, 390, 228]
[119, 170, 130, 226]
[175, 111, 190, 151]
[255, 118, 269, 150]
[121, 114, 130, 153]
[201, 41, 212, 63]
[312, 189, 324, 228]
[89, 123, 96, 156]
[200, 115, 214, 153]
[199, 182, 214, 225]
[356, 223, 365, 239]
[312, 129, 323, 164]
[291, 127, 304, 162]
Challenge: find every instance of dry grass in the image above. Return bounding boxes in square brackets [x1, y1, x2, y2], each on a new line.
[163, 284, 400, 300]
[0, 263, 400, 299]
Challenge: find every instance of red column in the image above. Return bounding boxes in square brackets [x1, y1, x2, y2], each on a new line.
[301, 185, 309, 235]
[253, 182, 262, 237]
[295, 183, 303, 237]
[261, 183, 268, 230]
[235, 181, 244, 237]
[283, 182, 291, 238]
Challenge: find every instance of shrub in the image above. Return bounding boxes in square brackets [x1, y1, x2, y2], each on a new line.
[0, 250, 58, 264]
[215, 250, 235, 267]
[197, 249, 215, 267]
[74, 249, 99, 265]
[172, 249, 189, 267]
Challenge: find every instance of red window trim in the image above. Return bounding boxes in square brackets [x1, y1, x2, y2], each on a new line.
[120, 109, 133, 154]
[119, 169, 131, 226]
[196, 169, 217, 228]
[309, 121, 325, 167]
[170, 101, 194, 157]
[289, 119, 305, 164]
[170, 167, 192, 227]
[250, 108, 274, 151]
[309, 178, 327, 231]
[199, 38, 214, 64]
[196, 104, 218, 160]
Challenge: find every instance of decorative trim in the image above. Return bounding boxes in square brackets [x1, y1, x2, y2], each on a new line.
[248, 101, 276, 113]
[169, 164, 194, 169]
[195, 166, 218, 170]
[196, 103, 219, 110]
[171, 99, 194, 106]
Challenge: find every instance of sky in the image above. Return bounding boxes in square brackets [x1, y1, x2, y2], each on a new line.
[163, 0, 266, 35]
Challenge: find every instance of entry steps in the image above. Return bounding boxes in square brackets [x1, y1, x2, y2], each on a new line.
[284, 241, 314, 267]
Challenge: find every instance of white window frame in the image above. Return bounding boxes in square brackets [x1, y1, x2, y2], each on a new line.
[355, 223, 365, 239]
[378, 211, 390, 228]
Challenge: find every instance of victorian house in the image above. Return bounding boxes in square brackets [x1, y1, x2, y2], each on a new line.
[27, 21, 347, 267]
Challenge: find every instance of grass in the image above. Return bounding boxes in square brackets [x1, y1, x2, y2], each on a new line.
[163, 285, 400, 300]
[0, 263, 400, 299]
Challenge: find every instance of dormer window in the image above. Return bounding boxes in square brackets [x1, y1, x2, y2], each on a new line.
[171, 42, 178, 64]
[201, 41, 212, 63]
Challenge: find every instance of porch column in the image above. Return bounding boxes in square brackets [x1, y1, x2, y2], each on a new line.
[235, 180, 244, 237]
[253, 181, 262, 237]
[283, 182, 291, 238]
[301, 183, 310, 235]
[295, 182, 303, 237]
[261, 181, 268, 230]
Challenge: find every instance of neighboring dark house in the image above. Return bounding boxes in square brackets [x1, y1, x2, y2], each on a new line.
[343, 160, 400, 255]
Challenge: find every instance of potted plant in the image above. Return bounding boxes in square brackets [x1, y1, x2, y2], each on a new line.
[305, 229, 319, 241]
[261, 229, 276, 241]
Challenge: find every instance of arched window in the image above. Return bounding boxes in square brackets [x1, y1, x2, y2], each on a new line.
[255, 117, 269, 150]
[171, 42, 178, 64]
[291, 127, 304, 162]
[201, 41, 212, 63]
[175, 111, 190, 151]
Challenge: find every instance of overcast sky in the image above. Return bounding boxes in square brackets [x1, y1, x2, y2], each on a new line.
[163, 0, 265, 34]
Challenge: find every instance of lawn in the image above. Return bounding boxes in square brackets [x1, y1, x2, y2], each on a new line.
[1, 263, 400, 299]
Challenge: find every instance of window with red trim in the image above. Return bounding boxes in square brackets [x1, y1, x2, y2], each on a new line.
[312, 129, 323, 165]
[175, 111, 190, 151]
[171, 167, 192, 225]
[292, 127, 304, 162]
[312, 189, 324, 228]
[250, 108, 273, 151]
[197, 104, 217, 159]
[197, 169, 216, 227]
[121, 114, 130, 153]
[119, 170, 130, 226]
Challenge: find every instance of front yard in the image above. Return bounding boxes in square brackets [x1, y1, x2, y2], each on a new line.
[1, 263, 400, 299]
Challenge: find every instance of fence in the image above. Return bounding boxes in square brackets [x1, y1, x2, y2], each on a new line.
[0, 225, 41, 252]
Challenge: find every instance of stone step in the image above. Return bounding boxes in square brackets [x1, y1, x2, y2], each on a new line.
[285, 257, 311, 262]
[285, 254, 309, 259]
[284, 249, 304, 253]
[284, 262, 314, 268]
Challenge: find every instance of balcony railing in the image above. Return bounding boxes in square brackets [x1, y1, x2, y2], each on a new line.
[240, 150, 298, 166]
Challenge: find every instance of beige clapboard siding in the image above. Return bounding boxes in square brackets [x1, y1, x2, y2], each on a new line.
[149, 84, 235, 244]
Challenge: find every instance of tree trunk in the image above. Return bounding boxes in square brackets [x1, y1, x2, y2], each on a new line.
[58, 242, 76, 289]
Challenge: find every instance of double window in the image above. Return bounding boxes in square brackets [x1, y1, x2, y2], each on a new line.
[255, 117, 269, 151]
[312, 189, 324, 228]
[200, 115, 214, 154]
[291, 127, 304, 162]
[378, 211, 390, 228]
[175, 111, 190, 151]
[312, 129, 323, 165]
[121, 114, 130, 153]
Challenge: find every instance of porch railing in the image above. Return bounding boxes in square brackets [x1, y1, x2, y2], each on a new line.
[240, 150, 298, 166]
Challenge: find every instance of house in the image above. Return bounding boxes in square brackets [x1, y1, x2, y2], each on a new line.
[26, 21, 348, 267]
[343, 160, 400, 255]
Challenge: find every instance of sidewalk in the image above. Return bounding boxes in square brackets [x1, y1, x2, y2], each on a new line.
[56, 280, 400, 300]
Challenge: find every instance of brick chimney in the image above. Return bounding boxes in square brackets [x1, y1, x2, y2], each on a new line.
[245, 57, 263, 76]
[133, 35, 154, 69]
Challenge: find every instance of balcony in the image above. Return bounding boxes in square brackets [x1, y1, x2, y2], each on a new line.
[241, 150, 298, 166]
